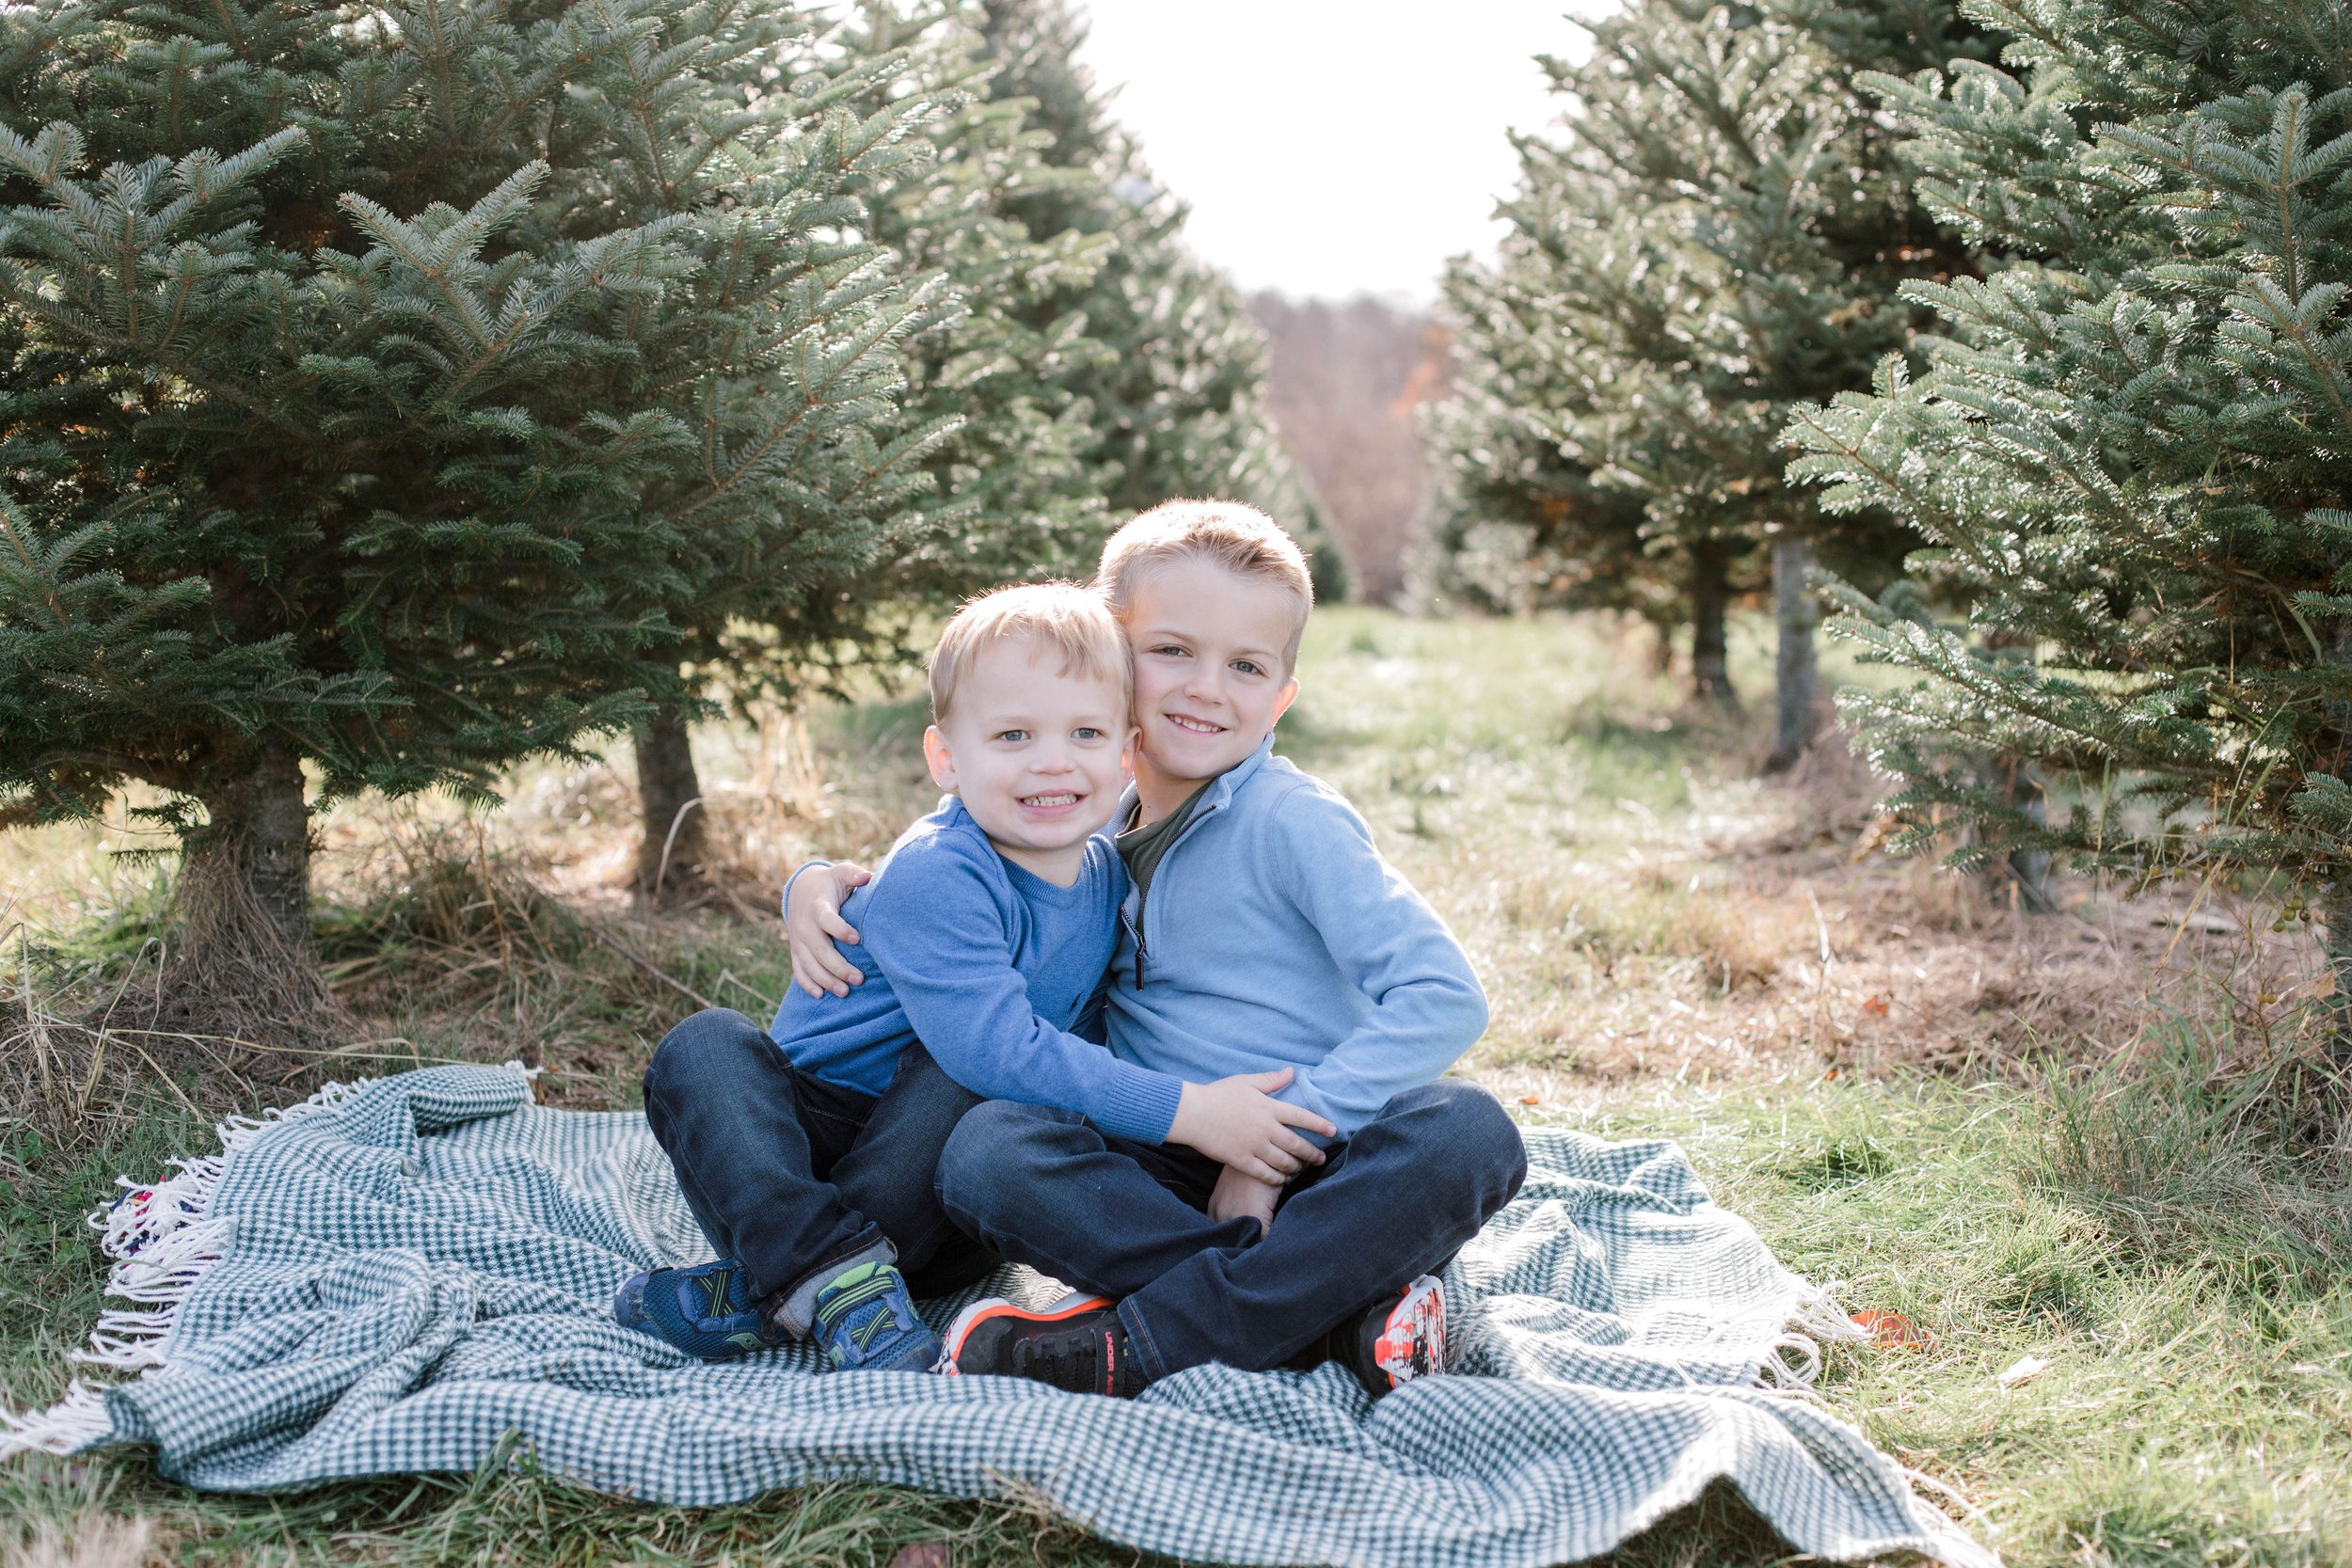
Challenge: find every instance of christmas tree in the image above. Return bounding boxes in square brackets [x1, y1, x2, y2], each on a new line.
[0, 0, 935, 959]
[1432, 239, 1672, 633]
[1439, 0, 1984, 762]
[1784, 0, 2352, 1013]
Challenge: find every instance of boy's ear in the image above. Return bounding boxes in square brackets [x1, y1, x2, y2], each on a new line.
[1121, 725, 1139, 782]
[922, 724, 957, 792]
[1270, 675, 1300, 727]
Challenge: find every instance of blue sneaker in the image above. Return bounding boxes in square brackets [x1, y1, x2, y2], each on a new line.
[612, 1258, 784, 1361]
[809, 1261, 940, 1372]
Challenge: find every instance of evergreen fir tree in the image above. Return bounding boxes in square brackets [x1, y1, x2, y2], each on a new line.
[0, 0, 935, 952]
[1439, 0, 1983, 756]
[1430, 248, 1664, 628]
[555, 1, 965, 902]
[1784, 0, 2352, 1014]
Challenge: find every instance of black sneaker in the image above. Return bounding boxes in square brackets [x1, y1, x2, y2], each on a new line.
[1333, 1275, 1447, 1397]
[934, 1292, 1150, 1397]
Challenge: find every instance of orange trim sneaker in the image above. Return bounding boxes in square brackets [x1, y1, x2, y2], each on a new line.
[1338, 1275, 1447, 1397]
[933, 1292, 1147, 1397]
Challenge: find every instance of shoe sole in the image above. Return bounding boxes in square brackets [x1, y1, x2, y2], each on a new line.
[1372, 1275, 1447, 1388]
[935, 1291, 1113, 1375]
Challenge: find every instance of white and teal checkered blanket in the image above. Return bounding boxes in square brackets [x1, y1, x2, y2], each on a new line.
[4, 1064, 1993, 1568]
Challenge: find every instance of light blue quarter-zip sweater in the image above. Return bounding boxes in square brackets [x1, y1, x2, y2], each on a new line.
[1104, 736, 1488, 1137]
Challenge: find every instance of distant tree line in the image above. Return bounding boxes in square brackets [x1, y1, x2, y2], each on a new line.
[1249, 293, 1449, 608]
[1438, 0, 2352, 1010]
[0, 0, 1320, 977]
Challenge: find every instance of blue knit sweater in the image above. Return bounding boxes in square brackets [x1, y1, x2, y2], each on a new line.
[770, 797, 1185, 1144]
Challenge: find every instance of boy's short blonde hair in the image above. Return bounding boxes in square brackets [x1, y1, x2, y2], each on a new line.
[929, 581, 1133, 724]
[1094, 500, 1315, 672]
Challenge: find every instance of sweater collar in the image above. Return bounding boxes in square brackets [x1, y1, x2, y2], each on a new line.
[1116, 733, 1279, 828]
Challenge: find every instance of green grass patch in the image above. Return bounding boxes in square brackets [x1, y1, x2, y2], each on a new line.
[1568, 1069, 2352, 1568]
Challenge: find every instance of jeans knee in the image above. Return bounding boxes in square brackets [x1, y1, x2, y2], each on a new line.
[936, 1100, 1071, 1212]
[1384, 1079, 1527, 1201]
[644, 1007, 767, 1106]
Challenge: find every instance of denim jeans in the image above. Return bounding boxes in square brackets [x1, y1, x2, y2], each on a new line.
[642, 1007, 993, 1333]
[935, 1078, 1528, 1379]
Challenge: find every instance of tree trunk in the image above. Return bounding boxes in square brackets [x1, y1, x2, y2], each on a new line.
[189, 745, 312, 953]
[2323, 873, 2352, 1060]
[636, 701, 708, 904]
[164, 744, 332, 1038]
[2328, 622, 2352, 1055]
[1764, 533, 1818, 771]
[1998, 756, 2058, 914]
[1689, 540, 1737, 706]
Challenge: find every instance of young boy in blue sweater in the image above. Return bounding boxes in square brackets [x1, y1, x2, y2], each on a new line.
[789, 504, 1528, 1398]
[620, 583, 1330, 1372]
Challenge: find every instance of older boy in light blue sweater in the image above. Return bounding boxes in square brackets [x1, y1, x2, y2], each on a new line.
[791, 503, 1526, 1399]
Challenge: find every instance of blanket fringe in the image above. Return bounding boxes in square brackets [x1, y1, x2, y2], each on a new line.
[5, 1061, 534, 1460]
[0, 1380, 112, 1461]
[1900, 1465, 2004, 1568]
[1750, 1282, 1867, 1395]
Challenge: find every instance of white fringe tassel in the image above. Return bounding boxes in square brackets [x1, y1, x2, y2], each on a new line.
[1748, 1280, 1867, 1395]
[0, 1381, 115, 1460]
[0, 1068, 428, 1461]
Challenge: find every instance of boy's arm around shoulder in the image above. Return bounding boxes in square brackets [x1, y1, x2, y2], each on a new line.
[1264, 781, 1488, 1132]
[858, 832, 1185, 1146]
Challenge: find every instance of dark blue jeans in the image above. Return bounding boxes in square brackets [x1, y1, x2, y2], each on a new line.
[642, 1007, 993, 1334]
[935, 1078, 1527, 1379]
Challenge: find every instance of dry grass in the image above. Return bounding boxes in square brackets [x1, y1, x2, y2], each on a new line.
[2, 694, 940, 1139]
[0, 1514, 152, 1568]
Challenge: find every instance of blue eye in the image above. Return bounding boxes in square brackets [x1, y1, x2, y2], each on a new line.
[1232, 660, 1263, 677]
[997, 729, 1029, 743]
[1074, 727, 1104, 741]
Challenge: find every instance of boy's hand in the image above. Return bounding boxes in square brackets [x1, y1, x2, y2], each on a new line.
[1168, 1069, 1336, 1185]
[1209, 1164, 1281, 1234]
[787, 861, 873, 998]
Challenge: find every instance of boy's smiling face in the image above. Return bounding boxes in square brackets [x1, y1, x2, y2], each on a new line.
[1126, 556, 1301, 798]
[925, 634, 1131, 883]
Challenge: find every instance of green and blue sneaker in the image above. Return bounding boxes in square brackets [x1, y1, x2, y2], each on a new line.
[612, 1258, 784, 1361]
[810, 1261, 939, 1372]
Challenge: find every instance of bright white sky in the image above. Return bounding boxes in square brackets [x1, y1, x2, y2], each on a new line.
[1073, 3, 1600, 304]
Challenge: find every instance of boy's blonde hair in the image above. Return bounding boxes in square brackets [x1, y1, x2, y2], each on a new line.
[1094, 500, 1315, 672]
[929, 581, 1133, 724]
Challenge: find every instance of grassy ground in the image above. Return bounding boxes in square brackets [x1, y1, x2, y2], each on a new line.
[3, 608, 2346, 1568]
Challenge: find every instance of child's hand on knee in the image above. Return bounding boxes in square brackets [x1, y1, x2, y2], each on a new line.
[787, 861, 872, 997]
[1168, 1069, 1335, 1185]
[1209, 1164, 1281, 1233]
